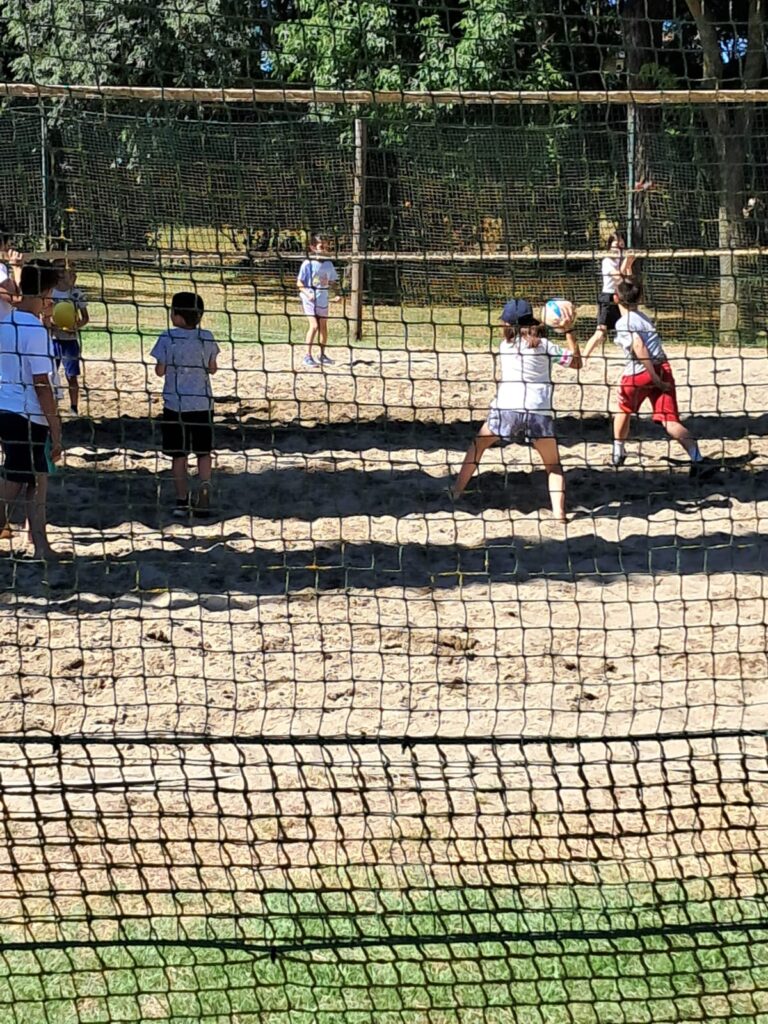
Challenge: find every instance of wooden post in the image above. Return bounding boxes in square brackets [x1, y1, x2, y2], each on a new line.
[40, 105, 49, 246]
[349, 117, 367, 342]
[626, 102, 636, 247]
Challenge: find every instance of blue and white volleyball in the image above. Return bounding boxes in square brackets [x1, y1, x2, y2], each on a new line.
[542, 299, 575, 330]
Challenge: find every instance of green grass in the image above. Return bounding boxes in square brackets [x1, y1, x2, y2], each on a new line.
[77, 267, 497, 356]
[2, 882, 768, 1023]
[3, 929, 768, 1024]
[77, 266, 768, 357]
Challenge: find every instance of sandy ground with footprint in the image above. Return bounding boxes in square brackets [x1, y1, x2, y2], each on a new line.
[0, 340, 766, 941]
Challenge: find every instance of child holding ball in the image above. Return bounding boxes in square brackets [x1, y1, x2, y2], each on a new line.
[51, 259, 89, 414]
[297, 233, 340, 368]
[451, 298, 581, 522]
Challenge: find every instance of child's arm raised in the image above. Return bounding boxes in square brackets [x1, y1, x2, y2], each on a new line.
[620, 252, 638, 278]
[631, 334, 671, 391]
[561, 329, 582, 370]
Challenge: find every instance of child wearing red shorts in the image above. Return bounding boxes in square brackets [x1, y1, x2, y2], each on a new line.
[611, 278, 714, 477]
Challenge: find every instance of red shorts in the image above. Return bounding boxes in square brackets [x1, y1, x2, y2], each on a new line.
[618, 362, 680, 423]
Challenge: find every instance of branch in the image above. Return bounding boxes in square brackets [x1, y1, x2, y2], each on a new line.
[744, 0, 766, 89]
[685, 0, 724, 85]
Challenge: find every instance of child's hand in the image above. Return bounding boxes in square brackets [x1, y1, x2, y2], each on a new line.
[332, 295, 343, 304]
[6, 249, 24, 268]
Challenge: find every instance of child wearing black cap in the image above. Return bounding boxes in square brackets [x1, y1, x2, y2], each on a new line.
[451, 298, 581, 521]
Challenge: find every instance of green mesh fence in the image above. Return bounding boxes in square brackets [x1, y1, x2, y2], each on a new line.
[1, 2, 768, 1020]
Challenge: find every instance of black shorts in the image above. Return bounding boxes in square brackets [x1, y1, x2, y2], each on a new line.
[597, 291, 621, 330]
[0, 411, 49, 484]
[161, 408, 214, 457]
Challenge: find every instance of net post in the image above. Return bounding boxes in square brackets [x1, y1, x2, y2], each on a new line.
[626, 101, 636, 247]
[349, 116, 367, 342]
[39, 103, 49, 246]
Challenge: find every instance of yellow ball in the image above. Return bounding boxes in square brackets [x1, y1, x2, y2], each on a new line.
[52, 300, 77, 332]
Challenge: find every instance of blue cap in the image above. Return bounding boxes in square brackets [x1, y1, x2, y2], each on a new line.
[500, 298, 540, 326]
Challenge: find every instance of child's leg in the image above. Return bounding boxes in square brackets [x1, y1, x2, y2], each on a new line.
[63, 346, 81, 413]
[194, 453, 213, 515]
[583, 324, 608, 361]
[612, 410, 632, 465]
[451, 425, 499, 498]
[317, 316, 329, 352]
[305, 316, 319, 355]
[613, 411, 631, 442]
[26, 476, 60, 559]
[196, 454, 212, 484]
[0, 478, 24, 538]
[532, 437, 566, 521]
[67, 375, 79, 414]
[664, 420, 702, 460]
[172, 456, 189, 499]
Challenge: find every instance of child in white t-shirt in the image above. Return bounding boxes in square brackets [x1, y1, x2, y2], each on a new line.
[150, 292, 220, 518]
[582, 231, 636, 358]
[451, 298, 582, 521]
[297, 233, 340, 368]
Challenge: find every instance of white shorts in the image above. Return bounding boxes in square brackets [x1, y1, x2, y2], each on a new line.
[301, 298, 329, 319]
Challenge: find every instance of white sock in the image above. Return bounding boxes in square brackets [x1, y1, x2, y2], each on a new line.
[689, 445, 703, 462]
[613, 441, 625, 459]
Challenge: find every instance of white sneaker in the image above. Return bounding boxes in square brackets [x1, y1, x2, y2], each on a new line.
[304, 354, 319, 368]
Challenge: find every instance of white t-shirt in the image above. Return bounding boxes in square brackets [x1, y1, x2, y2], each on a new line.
[0, 311, 56, 424]
[0, 263, 11, 321]
[492, 337, 575, 415]
[614, 310, 668, 378]
[150, 327, 219, 412]
[601, 255, 622, 294]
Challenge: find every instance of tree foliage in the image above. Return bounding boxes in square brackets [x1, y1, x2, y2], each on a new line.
[2, 0, 270, 88]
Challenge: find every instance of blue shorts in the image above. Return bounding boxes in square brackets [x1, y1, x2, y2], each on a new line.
[53, 338, 81, 378]
[486, 409, 556, 443]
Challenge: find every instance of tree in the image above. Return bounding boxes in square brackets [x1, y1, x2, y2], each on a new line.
[270, 0, 608, 96]
[684, 0, 765, 338]
[2, 0, 271, 88]
[621, 1, 767, 338]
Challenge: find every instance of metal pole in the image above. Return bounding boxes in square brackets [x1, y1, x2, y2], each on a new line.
[626, 102, 636, 247]
[349, 117, 367, 342]
[40, 105, 49, 246]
